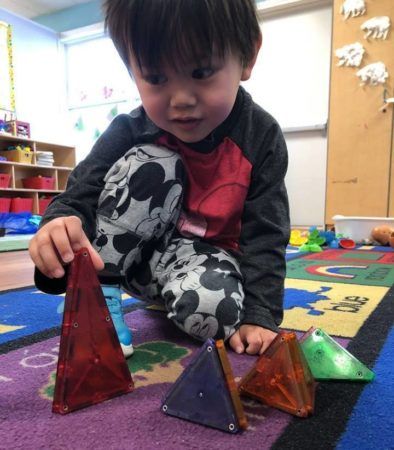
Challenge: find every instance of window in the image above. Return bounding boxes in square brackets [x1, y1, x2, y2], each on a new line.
[65, 35, 140, 161]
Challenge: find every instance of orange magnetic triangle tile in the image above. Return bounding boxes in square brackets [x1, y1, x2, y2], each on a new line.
[162, 339, 247, 433]
[52, 248, 134, 414]
[215, 340, 248, 430]
[239, 332, 316, 417]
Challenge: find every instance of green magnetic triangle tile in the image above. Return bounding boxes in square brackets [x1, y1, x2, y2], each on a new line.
[300, 327, 375, 382]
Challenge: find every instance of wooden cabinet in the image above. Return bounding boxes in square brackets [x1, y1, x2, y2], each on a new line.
[0, 134, 75, 215]
[325, 0, 394, 225]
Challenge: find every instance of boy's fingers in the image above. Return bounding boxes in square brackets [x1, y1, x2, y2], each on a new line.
[84, 241, 105, 271]
[64, 217, 104, 271]
[29, 241, 52, 278]
[259, 340, 271, 355]
[245, 336, 263, 355]
[64, 216, 85, 252]
[259, 332, 277, 355]
[229, 331, 245, 354]
[50, 226, 75, 265]
[32, 237, 65, 278]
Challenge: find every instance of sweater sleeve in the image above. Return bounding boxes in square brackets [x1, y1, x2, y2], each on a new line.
[238, 122, 290, 332]
[34, 110, 160, 293]
[40, 112, 150, 239]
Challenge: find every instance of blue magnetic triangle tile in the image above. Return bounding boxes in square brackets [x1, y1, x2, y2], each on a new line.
[161, 339, 243, 433]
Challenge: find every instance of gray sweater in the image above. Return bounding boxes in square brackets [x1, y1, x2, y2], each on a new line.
[35, 87, 290, 332]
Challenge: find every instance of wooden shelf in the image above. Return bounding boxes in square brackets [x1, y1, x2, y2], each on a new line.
[0, 160, 73, 171]
[0, 134, 75, 215]
[0, 188, 62, 193]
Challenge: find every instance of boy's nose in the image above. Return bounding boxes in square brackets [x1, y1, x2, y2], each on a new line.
[170, 88, 197, 109]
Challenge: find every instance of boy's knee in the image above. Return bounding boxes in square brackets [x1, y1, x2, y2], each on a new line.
[164, 288, 243, 342]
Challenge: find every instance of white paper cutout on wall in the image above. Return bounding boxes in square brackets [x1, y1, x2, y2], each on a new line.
[356, 62, 388, 86]
[361, 16, 391, 40]
[340, 0, 366, 20]
[335, 42, 365, 67]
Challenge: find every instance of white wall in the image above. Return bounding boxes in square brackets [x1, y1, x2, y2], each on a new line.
[0, 2, 333, 226]
[244, 4, 333, 227]
[0, 8, 67, 143]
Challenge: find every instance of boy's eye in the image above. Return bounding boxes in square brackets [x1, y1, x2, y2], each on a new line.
[192, 67, 214, 79]
[144, 74, 167, 85]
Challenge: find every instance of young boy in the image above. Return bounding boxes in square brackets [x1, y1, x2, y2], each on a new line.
[29, 0, 290, 358]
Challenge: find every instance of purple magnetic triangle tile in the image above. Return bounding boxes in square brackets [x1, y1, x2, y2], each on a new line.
[161, 339, 242, 433]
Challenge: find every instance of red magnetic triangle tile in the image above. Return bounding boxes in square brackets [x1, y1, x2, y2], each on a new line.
[52, 248, 134, 414]
[239, 332, 316, 417]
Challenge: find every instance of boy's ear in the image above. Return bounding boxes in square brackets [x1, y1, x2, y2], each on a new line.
[241, 32, 262, 81]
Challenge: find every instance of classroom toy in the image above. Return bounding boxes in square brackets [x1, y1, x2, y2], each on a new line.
[289, 229, 308, 246]
[338, 238, 356, 249]
[52, 248, 134, 414]
[239, 332, 315, 418]
[299, 327, 375, 382]
[371, 225, 394, 247]
[161, 339, 247, 433]
[299, 228, 325, 252]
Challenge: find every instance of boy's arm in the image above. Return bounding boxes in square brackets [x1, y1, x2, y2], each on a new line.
[238, 121, 290, 333]
[41, 113, 148, 239]
[34, 111, 160, 293]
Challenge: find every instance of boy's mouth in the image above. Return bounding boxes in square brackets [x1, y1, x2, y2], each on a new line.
[172, 117, 202, 131]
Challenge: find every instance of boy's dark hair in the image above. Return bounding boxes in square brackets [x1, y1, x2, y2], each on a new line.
[103, 0, 261, 72]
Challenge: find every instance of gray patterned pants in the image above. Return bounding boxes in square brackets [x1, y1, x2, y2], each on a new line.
[93, 144, 244, 341]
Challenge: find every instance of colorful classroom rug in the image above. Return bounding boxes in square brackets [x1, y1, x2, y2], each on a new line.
[0, 247, 393, 449]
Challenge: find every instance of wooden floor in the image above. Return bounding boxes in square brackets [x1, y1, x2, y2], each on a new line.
[0, 250, 35, 291]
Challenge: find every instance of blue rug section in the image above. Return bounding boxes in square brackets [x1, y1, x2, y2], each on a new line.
[286, 246, 306, 261]
[0, 287, 139, 344]
[284, 285, 331, 316]
[336, 328, 394, 450]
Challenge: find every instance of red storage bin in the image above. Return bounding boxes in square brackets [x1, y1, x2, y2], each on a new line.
[22, 176, 55, 190]
[38, 196, 54, 215]
[0, 197, 11, 212]
[10, 197, 33, 213]
[0, 173, 11, 188]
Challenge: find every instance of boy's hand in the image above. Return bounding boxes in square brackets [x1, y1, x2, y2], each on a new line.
[229, 324, 277, 355]
[29, 216, 104, 279]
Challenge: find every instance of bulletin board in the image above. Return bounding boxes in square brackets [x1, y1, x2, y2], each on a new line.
[325, 0, 394, 223]
[0, 21, 15, 113]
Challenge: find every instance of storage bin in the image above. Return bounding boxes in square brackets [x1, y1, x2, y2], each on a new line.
[0, 173, 11, 188]
[0, 197, 11, 212]
[332, 215, 394, 243]
[5, 120, 30, 138]
[22, 176, 55, 190]
[38, 196, 54, 215]
[0, 148, 33, 164]
[10, 197, 33, 213]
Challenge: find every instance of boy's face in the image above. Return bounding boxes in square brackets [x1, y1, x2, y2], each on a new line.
[129, 51, 257, 143]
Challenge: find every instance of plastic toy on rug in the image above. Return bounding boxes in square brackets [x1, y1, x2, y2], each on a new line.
[289, 230, 308, 247]
[52, 248, 134, 415]
[338, 238, 356, 249]
[161, 339, 247, 433]
[371, 225, 394, 247]
[239, 332, 316, 417]
[299, 228, 326, 252]
[299, 327, 375, 382]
